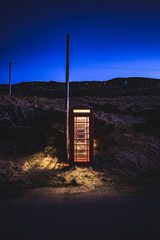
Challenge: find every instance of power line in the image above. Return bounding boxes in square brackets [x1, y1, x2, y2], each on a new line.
[71, 10, 160, 37]
[0, 63, 160, 72]
[0, 63, 64, 67]
[12, 63, 63, 67]
[70, 65, 160, 71]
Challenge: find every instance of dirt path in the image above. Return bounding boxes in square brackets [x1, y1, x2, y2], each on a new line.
[0, 185, 160, 240]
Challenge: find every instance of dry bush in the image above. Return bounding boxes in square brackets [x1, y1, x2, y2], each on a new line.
[0, 96, 66, 159]
[94, 114, 160, 180]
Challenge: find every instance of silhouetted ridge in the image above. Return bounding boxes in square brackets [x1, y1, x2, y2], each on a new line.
[0, 77, 160, 97]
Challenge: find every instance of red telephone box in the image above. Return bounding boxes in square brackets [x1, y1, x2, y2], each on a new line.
[70, 105, 94, 166]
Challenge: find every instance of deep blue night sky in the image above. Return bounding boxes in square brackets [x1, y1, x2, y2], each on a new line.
[0, 0, 160, 84]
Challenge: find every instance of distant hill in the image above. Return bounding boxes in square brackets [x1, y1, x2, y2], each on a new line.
[0, 77, 160, 97]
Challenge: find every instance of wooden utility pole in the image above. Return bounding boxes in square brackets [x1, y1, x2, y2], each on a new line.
[65, 34, 70, 161]
[9, 62, 12, 96]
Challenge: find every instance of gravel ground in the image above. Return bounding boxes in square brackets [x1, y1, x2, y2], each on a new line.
[0, 184, 160, 240]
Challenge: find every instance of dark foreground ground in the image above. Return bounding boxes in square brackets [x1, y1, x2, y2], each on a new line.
[0, 185, 160, 240]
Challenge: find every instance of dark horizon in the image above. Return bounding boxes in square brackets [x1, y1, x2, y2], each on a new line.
[1, 76, 160, 87]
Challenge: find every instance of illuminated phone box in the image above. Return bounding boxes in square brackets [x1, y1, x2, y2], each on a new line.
[70, 105, 94, 166]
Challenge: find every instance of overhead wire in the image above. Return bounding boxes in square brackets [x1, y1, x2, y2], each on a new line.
[0, 63, 63, 67]
[12, 63, 63, 67]
[0, 63, 160, 72]
[69, 65, 160, 71]
[71, 10, 160, 37]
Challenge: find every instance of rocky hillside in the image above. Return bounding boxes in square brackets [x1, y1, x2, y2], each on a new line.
[0, 77, 160, 98]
